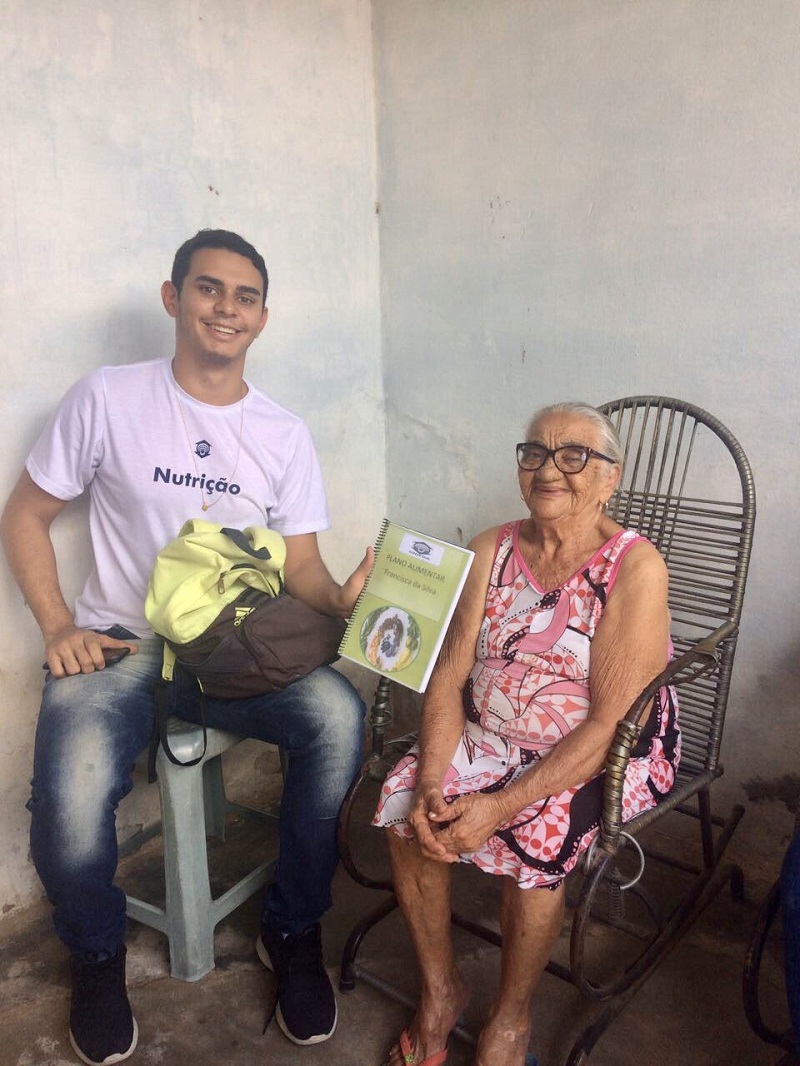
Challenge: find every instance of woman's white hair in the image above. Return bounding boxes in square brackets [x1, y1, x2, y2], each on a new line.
[525, 402, 624, 471]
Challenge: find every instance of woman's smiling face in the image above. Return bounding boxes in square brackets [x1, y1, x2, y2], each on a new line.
[518, 411, 621, 524]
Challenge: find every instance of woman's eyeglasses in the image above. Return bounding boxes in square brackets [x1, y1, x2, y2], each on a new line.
[516, 442, 616, 474]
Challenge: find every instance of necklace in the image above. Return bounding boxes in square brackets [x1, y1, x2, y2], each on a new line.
[174, 381, 246, 512]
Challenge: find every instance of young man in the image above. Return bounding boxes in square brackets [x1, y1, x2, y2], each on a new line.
[0, 230, 371, 1065]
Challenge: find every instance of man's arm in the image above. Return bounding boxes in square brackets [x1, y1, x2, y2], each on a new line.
[282, 532, 373, 617]
[0, 471, 136, 676]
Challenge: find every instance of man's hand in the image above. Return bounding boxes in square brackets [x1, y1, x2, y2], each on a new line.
[283, 534, 374, 618]
[331, 546, 374, 616]
[43, 624, 137, 678]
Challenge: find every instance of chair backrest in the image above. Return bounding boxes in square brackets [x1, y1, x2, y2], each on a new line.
[599, 397, 756, 779]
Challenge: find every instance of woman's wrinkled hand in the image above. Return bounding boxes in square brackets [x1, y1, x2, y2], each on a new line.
[407, 784, 457, 862]
[408, 787, 506, 862]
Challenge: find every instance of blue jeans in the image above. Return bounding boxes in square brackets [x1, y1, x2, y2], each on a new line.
[28, 629, 365, 961]
[782, 828, 800, 1045]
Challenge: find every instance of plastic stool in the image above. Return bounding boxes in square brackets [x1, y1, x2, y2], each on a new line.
[125, 716, 278, 981]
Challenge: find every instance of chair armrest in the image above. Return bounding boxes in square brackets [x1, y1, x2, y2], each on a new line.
[595, 620, 738, 856]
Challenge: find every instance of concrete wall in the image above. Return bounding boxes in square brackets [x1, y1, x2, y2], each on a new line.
[0, 0, 383, 914]
[2, 0, 797, 919]
[374, 0, 800, 882]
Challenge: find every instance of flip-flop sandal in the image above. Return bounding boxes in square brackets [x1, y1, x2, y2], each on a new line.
[397, 1027, 448, 1066]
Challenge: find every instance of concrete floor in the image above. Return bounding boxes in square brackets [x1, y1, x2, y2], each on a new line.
[0, 801, 794, 1066]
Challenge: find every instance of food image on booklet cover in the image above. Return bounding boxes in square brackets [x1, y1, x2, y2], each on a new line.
[360, 606, 421, 673]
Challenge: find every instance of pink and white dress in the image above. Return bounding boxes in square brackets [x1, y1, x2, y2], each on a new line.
[373, 521, 680, 889]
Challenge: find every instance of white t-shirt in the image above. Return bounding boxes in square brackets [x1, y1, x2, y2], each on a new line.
[26, 358, 330, 636]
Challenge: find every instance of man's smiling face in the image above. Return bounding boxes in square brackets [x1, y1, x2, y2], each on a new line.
[163, 246, 268, 367]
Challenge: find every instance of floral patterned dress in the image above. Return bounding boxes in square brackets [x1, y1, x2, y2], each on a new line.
[373, 521, 681, 889]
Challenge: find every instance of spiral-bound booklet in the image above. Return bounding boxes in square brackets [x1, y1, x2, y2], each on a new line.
[339, 519, 474, 692]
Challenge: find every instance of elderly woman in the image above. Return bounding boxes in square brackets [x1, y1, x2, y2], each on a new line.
[373, 402, 680, 1066]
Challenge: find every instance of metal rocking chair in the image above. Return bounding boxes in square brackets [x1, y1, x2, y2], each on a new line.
[338, 396, 756, 1065]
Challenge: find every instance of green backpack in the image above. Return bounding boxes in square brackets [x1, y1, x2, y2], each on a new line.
[145, 518, 285, 681]
[145, 518, 345, 769]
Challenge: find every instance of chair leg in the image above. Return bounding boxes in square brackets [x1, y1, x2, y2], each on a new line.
[339, 893, 399, 992]
[157, 752, 217, 981]
[563, 983, 642, 1066]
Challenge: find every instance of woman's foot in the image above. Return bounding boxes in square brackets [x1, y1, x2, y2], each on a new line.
[473, 1014, 532, 1066]
[386, 970, 469, 1066]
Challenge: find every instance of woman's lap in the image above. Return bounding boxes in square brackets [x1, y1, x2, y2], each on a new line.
[374, 725, 674, 889]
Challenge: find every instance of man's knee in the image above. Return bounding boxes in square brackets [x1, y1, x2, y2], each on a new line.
[294, 666, 365, 744]
[30, 716, 128, 863]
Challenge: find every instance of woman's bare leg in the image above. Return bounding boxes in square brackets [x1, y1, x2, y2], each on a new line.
[474, 878, 565, 1066]
[386, 831, 469, 1066]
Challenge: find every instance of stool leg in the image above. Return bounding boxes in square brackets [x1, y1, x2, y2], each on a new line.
[157, 751, 217, 981]
[202, 756, 228, 841]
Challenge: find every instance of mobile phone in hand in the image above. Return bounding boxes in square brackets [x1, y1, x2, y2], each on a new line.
[42, 646, 132, 670]
[102, 647, 131, 666]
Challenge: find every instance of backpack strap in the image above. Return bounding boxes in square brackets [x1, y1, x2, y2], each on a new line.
[220, 526, 274, 561]
[147, 645, 208, 782]
[161, 642, 176, 681]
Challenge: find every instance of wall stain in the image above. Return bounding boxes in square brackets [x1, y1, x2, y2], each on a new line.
[741, 773, 800, 813]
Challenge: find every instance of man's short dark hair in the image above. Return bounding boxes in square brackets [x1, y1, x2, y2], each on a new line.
[171, 229, 269, 305]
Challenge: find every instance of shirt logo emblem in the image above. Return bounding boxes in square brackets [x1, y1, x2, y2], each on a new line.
[194, 439, 211, 459]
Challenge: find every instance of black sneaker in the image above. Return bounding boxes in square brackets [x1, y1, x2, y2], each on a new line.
[256, 923, 337, 1045]
[69, 944, 138, 1065]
